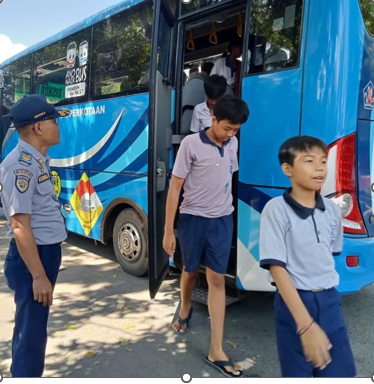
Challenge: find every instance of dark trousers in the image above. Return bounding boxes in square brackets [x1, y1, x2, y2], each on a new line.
[4, 241, 62, 377]
[274, 288, 356, 377]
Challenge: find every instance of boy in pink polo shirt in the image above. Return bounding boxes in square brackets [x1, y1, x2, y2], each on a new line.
[163, 95, 249, 378]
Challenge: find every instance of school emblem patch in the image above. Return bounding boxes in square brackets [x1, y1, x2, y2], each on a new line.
[14, 169, 33, 193]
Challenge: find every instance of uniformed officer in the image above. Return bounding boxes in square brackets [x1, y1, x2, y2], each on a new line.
[0, 94, 69, 377]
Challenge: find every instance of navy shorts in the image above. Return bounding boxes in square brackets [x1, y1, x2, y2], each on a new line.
[274, 288, 356, 377]
[178, 213, 233, 274]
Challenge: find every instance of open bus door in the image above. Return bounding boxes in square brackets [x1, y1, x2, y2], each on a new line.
[148, 0, 176, 299]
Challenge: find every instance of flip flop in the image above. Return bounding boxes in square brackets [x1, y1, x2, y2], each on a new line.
[173, 306, 193, 334]
[204, 357, 243, 378]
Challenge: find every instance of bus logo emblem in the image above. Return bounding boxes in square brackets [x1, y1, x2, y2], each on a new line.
[79, 41, 89, 67]
[67, 41, 77, 68]
[363, 81, 374, 110]
[70, 172, 103, 235]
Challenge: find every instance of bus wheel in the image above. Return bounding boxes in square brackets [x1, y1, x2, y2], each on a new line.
[113, 208, 148, 276]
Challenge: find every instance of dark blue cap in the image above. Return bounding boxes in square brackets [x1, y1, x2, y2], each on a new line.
[8, 94, 70, 128]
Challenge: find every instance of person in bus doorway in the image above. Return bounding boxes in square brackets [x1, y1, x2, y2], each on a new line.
[190, 74, 227, 134]
[210, 37, 243, 96]
[259, 136, 356, 377]
[0, 94, 69, 377]
[163, 95, 249, 378]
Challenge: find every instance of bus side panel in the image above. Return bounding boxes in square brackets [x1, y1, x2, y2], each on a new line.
[300, 0, 364, 144]
[49, 95, 149, 172]
[49, 95, 149, 240]
[238, 69, 303, 188]
[237, 13, 309, 290]
[357, 33, 374, 237]
[236, 185, 281, 292]
[54, 168, 148, 240]
[89, 171, 148, 240]
[300, 0, 374, 292]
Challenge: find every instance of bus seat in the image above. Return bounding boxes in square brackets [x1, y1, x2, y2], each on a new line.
[181, 76, 206, 135]
[225, 84, 233, 96]
[189, 66, 207, 80]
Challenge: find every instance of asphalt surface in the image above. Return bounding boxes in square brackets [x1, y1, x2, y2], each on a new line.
[0, 216, 373, 378]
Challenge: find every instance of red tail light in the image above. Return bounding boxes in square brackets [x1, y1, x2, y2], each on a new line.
[346, 256, 359, 267]
[325, 134, 367, 235]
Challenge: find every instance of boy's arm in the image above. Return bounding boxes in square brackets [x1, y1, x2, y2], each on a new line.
[163, 175, 184, 256]
[163, 138, 192, 256]
[270, 265, 314, 329]
[189, 108, 200, 133]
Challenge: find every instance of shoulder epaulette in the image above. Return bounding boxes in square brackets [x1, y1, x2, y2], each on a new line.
[18, 151, 32, 166]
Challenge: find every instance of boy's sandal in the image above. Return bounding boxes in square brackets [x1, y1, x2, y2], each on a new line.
[173, 306, 193, 334]
[205, 357, 243, 378]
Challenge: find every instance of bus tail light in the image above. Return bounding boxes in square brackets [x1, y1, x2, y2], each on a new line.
[346, 256, 359, 267]
[323, 134, 367, 235]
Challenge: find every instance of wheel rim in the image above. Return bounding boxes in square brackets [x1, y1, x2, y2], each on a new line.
[118, 222, 141, 263]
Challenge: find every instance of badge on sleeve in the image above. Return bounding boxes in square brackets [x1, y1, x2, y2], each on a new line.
[14, 169, 33, 193]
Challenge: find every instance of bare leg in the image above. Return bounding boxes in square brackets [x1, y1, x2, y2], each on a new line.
[172, 267, 198, 332]
[206, 267, 241, 375]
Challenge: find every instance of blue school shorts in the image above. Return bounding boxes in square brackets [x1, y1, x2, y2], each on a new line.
[178, 213, 233, 274]
[274, 288, 356, 377]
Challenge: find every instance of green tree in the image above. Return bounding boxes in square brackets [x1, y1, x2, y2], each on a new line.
[360, 0, 374, 35]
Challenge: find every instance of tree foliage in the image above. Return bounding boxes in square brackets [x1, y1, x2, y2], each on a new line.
[360, 0, 374, 36]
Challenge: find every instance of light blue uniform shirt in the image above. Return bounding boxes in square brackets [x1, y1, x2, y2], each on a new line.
[0, 139, 67, 245]
[190, 101, 212, 133]
[172, 129, 238, 218]
[259, 189, 342, 291]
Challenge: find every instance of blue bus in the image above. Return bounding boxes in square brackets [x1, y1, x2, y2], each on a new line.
[1, 0, 374, 298]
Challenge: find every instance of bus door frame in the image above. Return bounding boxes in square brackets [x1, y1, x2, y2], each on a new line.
[149, 0, 253, 299]
[148, 0, 177, 299]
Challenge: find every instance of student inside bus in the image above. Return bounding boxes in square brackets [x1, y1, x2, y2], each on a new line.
[210, 36, 243, 96]
[189, 74, 227, 133]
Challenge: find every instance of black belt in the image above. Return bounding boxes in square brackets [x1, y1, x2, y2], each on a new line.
[10, 238, 62, 246]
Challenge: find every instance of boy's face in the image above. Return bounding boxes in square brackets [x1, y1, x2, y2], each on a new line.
[206, 97, 219, 110]
[282, 146, 327, 191]
[231, 45, 243, 60]
[211, 117, 240, 143]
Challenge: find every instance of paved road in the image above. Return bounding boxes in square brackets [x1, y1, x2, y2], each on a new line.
[0, 218, 373, 378]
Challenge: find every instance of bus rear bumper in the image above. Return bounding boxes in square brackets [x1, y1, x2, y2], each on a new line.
[335, 236, 374, 294]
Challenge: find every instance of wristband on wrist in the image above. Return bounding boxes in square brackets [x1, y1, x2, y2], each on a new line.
[33, 272, 46, 281]
[297, 319, 314, 336]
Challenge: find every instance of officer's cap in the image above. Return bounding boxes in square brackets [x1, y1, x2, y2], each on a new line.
[8, 94, 70, 128]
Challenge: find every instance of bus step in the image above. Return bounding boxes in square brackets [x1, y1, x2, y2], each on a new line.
[191, 286, 239, 306]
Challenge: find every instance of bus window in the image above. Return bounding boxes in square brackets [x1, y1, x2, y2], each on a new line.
[180, 0, 232, 16]
[246, 0, 303, 74]
[33, 30, 91, 105]
[157, 11, 172, 78]
[359, 0, 374, 36]
[1, 57, 31, 112]
[92, 2, 153, 98]
[182, 8, 245, 99]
